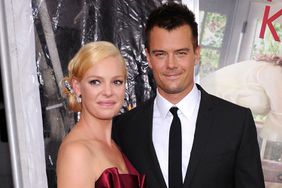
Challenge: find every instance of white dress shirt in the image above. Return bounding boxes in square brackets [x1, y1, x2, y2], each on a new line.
[152, 84, 201, 186]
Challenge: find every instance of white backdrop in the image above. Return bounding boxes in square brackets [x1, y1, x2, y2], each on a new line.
[0, 0, 197, 187]
[0, 0, 48, 188]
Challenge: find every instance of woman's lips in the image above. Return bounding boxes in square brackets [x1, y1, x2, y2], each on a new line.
[97, 101, 116, 107]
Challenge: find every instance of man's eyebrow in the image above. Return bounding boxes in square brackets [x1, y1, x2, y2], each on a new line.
[151, 49, 166, 54]
[175, 48, 190, 52]
[151, 48, 190, 54]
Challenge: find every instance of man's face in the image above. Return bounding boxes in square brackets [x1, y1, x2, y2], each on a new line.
[146, 25, 200, 103]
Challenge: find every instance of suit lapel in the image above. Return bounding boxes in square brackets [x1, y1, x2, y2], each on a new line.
[143, 99, 168, 188]
[183, 85, 214, 187]
[142, 85, 215, 188]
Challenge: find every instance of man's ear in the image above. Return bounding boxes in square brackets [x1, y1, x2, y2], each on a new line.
[194, 46, 201, 65]
[71, 78, 81, 96]
[145, 48, 152, 69]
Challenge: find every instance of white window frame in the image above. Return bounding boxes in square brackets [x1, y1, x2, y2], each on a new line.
[238, 1, 282, 61]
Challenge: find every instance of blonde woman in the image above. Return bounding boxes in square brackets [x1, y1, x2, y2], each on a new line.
[56, 41, 146, 188]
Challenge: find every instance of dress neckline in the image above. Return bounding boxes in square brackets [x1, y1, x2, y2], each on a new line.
[95, 152, 147, 188]
[96, 152, 139, 180]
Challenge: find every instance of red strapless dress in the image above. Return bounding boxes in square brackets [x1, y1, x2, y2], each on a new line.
[95, 154, 147, 188]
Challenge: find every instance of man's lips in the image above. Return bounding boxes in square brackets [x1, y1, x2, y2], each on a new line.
[164, 72, 181, 80]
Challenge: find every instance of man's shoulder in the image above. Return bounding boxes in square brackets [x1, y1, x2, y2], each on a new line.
[200, 87, 254, 132]
[199, 84, 251, 114]
[211, 93, 248, 110]
[114, 98, 154, 122]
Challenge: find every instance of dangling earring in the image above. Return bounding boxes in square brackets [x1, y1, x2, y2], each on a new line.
[64, 80, 74, 94]
[76, 95, 81, 103]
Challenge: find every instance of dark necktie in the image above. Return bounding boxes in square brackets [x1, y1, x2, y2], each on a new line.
[169, 107, 182, 188]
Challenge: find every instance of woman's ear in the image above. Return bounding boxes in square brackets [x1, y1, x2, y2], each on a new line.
[71, 78, 81, 96]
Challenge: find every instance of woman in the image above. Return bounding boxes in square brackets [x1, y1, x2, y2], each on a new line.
[56, 41, 146, 188]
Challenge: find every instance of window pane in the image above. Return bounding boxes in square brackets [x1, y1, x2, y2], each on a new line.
[201, 12, 227, 48]
[200, 48, 220, 77]
[199, 10, 205, 35]
[251, 21, 282, 58]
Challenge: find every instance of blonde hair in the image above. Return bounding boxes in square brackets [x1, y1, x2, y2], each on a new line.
[62, 41, 127, 112]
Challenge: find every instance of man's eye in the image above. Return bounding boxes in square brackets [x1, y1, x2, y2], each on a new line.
[155, 53, 163, 56]
[155, 52, 165, 57]
[113, 80, 124, 85]
[89, 80, 100, 85]
[176, 51, 187, 57]
[155, 53, 164, 57]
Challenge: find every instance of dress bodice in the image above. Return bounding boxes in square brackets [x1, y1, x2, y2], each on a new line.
[95, 154, 147, 188]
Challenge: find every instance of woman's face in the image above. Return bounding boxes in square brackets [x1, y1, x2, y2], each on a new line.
[74, 56, 126, 120]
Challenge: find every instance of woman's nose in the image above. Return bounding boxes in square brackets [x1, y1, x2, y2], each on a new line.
[102, 84, 113, 96]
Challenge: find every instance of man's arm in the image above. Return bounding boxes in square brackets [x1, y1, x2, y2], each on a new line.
[235, 108, 265, 188]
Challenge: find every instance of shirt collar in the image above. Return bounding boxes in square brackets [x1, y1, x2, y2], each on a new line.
[155, 84, 200, 119]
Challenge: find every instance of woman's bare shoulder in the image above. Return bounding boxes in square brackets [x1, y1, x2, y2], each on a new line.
[56, 140, 96, 188]
[60, 139, 94, 158]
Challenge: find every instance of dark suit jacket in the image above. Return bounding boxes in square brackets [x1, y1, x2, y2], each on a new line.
[113, 85, 265, 188]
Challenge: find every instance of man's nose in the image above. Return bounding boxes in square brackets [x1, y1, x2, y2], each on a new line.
[167, 54, 177, 69]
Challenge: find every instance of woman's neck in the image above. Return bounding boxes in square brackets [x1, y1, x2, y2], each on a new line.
[77, 113, 113, 145]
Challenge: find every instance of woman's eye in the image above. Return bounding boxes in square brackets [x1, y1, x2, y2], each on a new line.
[89, 80, 100, 85]
[113, 80, 124, 85]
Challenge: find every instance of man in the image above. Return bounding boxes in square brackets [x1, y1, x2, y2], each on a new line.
[113, 2, 265, 188]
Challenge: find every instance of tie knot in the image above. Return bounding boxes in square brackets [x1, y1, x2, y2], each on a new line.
[170, 107, 179, 116]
